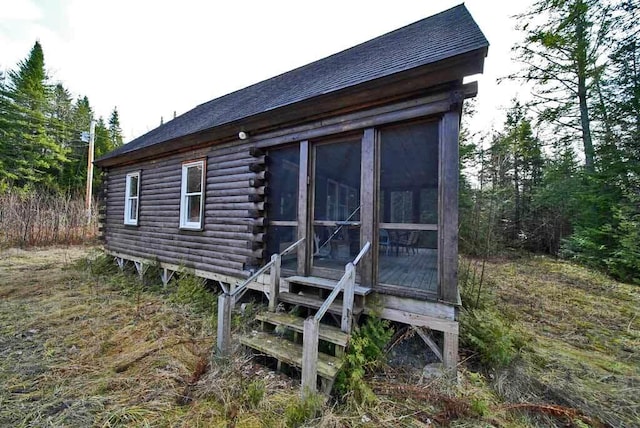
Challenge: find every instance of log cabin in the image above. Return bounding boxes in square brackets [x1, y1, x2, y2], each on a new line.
[95, 4, 488, 394]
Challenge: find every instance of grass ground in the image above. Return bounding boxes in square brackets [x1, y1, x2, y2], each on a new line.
[0, 246, 637, 427]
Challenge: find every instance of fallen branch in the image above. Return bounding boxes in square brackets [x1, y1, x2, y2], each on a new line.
[502, 403, 609, 428]
[114, 336, 212, 373]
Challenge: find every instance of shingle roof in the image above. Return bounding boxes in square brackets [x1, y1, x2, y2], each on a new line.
[98, 4, 487, 162]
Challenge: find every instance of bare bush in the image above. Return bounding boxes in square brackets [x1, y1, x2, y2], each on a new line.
[0, 190, 98, 248]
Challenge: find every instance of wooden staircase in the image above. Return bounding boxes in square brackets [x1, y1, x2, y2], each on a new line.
[239, 275, 371, 393]
[217, 240, 372, 395]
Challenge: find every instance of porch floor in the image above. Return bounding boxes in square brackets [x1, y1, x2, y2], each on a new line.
[302, 248, 437, 293]
[378, 248, 438, 292]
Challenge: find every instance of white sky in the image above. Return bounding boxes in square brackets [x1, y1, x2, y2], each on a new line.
[0, 0, 532, 143]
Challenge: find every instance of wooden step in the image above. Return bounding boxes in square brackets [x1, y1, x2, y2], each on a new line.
[256, 312, 349, 347]
[240, 331, 343, 379]
[286, 275, 372, 296]
[279, 291, 364, 315]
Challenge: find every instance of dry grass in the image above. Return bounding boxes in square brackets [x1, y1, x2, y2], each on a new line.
[474, 255, 640, 427]
[1, 246, 635, 427]
[0, 192, 98, 249]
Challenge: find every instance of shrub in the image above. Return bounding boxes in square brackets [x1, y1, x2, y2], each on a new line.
[0, 190, 98, 248]
[460, 308, 519, 369]
[284, 393, 322, 427]
[245, 380, 265, 408]
[169, 272, 217, 314]
[335, 316, 394, 402]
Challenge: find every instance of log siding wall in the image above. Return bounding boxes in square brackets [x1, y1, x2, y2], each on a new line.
[104, 141, 264, 279]
[102, 86, 469, 298]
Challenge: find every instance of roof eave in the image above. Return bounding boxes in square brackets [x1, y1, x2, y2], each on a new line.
[95, 47, 487, 168]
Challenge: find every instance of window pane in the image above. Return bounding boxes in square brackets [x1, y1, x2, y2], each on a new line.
[267, 146, 299, 221]
[129, 176, 138, 197]
[187, 165, 202, 193]
[380, 121, 438, 224]
[187, 194, 201, 223]
[378, 229, 437, 292]
[314, 139, 361, 222]
[129, 198, 138, 221]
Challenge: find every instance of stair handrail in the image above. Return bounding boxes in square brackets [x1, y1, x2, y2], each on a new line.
[302, 241, 371, 396]
[230, 237, 305, 298]
[217, 237, 305, 357]
[313, 240, 371, 323]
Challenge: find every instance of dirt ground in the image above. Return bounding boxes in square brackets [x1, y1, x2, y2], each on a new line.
[1, 246, 636, 427]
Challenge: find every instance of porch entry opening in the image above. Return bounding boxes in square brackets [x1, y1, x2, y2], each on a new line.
[377, 121, 439, 293]
[312, 138, 361, 275]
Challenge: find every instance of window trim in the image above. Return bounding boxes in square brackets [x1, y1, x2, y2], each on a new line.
[179, 159, 206, 230]
[124, 171, 140, 226]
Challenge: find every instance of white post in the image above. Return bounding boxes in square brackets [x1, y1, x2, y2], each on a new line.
[341, 263, 355, 332]
[301, 317, 319, 396]
[217, 294, 232, 356]
[85, 120, 96, 223]
[269, 254, 281, 312]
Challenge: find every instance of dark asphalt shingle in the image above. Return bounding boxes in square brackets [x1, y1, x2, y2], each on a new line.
[98, 4, 487, 163]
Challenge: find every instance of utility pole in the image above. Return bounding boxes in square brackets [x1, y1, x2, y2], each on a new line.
[85, 120, 96, 222]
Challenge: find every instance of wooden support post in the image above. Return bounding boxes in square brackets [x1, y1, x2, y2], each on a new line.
[133, 261, 146, 280]
[341, 263, 356, 333]
[268, 253, 281, 312]
[360, 128, 375, 286]
[439, 110, 460, 304]
[297, 140, 310, 276]
[443, 331, 458, 372]
[160, 268, 175, 286]
[301, 317, 319, 396]
[217, 294, 232, 357]
[115, 257, 124, 271]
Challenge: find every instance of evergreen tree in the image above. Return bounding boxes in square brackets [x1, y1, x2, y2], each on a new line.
[512, 0, 612, 171]
[108, 107, 123, 148]
[0, 41, 67, 189]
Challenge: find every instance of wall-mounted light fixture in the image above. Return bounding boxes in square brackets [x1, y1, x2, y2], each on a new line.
[238, 131, 248, 140]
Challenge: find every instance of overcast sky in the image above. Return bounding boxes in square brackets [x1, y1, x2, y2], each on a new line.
[1, 0, 532, 143]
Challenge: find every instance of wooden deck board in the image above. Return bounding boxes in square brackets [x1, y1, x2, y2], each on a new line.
[279, 292, 364, 315]
[286, 275, 372, 295]
[240, 331, 343, 379]
[378, 249, 438, 292]
[256, 312, 349, 346]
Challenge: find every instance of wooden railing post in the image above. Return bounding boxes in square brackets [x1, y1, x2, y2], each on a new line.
[217, 293, 232, 356]
[341, 262, 356, 333]
[301, 316, 319, 396]
[268, 253, 281, 312]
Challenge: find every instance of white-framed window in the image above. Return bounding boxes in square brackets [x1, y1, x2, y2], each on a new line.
[124, 171, 140, 225]
[180, 159, 205, 229]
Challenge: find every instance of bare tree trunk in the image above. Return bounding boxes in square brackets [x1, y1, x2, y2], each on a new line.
[576, 6, 595, 172]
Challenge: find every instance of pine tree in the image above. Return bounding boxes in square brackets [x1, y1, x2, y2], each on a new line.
[512, 0, 612, 172]
[108, 107, 123, 148]
[0, 41, 67, 189]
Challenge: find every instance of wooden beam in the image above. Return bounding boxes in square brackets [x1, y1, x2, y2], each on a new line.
[373, 307, 458, 334]
[256, 100, 450, 149]
[412, 326, 443, 362]
[360, 128, 375, 287]
[438, 110, 460, 304]
[297, 141, 309, 275]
